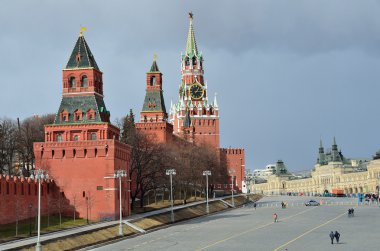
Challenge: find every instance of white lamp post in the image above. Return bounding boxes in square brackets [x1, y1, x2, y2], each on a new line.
[203, 171, 211, 214]
[30, 169, 49, 251]
[229, 169, 236, 207]
[166, 169, 176, 223]
[114, 169, 127, 236]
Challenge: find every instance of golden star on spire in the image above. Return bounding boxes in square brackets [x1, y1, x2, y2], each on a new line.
[153, 53, 158, 61]
[79, 26, 87, 37]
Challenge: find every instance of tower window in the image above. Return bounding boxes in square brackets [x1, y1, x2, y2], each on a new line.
[192, 57, 197, 65]
[74, 135, 79, 141]
[81, 76, 88, 88]
[57, 133, 63, 142]
[150, 76, 156, 86]
[69, 77, 76, 88]
[91, 133, 97, 140]
[185, 57, 190, 66]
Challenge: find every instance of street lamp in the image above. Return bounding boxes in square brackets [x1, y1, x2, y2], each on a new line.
[203, 171, 211, 214]
[30, 169, 48, 251]
[166, 169, 176, 223]
[114, 169, 127, 236]
[229, 169, 236, 207]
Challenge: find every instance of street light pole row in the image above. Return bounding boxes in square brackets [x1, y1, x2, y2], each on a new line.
[166, 169, 212, 222]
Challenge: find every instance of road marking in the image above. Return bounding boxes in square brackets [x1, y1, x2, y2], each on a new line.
[195, 207, 317, 251]
[272, 210, 348, 251]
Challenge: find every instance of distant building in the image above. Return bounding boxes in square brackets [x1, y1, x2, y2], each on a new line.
[252, 138, 379, 195]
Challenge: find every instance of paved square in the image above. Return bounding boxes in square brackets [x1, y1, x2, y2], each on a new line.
[91, 196, 380, 251]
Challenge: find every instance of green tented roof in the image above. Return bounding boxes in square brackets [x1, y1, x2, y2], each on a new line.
[149, 60, 160, 72]
[66, 36, 99, 70]
[54, 95, 110, 124]
[186, 17, 198, 57]
[142, 90, 167, 113]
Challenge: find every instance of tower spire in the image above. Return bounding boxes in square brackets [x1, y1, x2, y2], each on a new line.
[186, 11, 198, 57]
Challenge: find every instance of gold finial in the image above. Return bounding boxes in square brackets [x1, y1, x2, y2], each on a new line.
[153, 53, 158, 61]
[189, 11, 193, 20]
[79, 26, 87, 37]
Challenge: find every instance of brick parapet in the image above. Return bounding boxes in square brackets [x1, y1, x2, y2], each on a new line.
[0, 175, 61, 225]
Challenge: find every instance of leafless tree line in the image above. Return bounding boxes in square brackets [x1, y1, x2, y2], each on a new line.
[0, 114, 55, 176]
[119, 110, 228, 210]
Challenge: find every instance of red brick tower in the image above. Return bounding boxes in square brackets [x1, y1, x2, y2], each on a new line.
[135, 57, 173, 142]
[33, 31, 131, 221]
[170, 13, 220, 149]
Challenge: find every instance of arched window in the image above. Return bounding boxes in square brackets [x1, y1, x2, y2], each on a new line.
[69, 77, 76, 88]
[150, 76, 156, 86]
[192, 57, 197, 65]
[185, 57, 190, 66]
[74, 135, 79, 141]
[73, 149, 76, 157]
[81, 75, 88, 88]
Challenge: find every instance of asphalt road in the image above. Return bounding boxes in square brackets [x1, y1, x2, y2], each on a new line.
[90, 196, 380, 251]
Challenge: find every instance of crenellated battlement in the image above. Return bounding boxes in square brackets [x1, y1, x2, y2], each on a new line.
[0, 174, 62, 225]
[220, 148, 245, 155]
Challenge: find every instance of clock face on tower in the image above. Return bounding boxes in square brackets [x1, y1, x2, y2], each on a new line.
[190, 83, 204, 100]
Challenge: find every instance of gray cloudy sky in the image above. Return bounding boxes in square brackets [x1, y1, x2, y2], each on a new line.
[1, 0, 380, 171]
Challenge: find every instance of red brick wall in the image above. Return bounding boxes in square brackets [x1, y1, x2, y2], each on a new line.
[220, 148, 245, 192]
[33, 139, 131, 222]
[136, 121, 173, 143]
[0, 176, 61, 225]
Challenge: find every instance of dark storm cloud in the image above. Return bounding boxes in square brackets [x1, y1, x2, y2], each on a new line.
[1, 0, 380, 171]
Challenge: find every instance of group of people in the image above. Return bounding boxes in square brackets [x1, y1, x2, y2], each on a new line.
[329, 231, 340, 244]
[348, 208, 355, 217]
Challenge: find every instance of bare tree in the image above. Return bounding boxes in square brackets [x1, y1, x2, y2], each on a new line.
[0, 117, 18, 175]
[17, 114, 54, 176]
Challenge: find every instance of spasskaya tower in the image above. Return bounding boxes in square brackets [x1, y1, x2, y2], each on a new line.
[170, 12, 220, 148]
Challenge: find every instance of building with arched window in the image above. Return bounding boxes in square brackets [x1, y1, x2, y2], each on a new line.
[252, 139, 380, 196]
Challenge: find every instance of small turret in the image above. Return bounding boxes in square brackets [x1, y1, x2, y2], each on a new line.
[331, 137, 342, 162]
[317, 139, 327, 165]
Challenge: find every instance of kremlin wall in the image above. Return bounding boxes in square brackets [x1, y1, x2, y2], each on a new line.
[0, 14, 245, 224]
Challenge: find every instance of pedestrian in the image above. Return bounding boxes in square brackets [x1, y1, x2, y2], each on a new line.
[329, 231, 335, 244]
[253, 202, 257, 210]
[273, 213, 278, 223]
[334, 231, 340, 243]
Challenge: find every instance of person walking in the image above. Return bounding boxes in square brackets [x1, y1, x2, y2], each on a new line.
[334, 231, 340, 243]
[329, 231, 335, 244]
[253, 202, 257, 210]
[273, 213, 278, 223]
